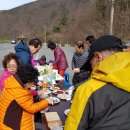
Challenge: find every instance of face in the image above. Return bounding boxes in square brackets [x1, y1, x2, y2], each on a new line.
[123, 47, 130, 52]
[90, 56, 98, 70]
[29, 45, 41, 55]
[75, 45, 83, 53]
[7, 59, 18, 74]
[90, 52, 104, 70]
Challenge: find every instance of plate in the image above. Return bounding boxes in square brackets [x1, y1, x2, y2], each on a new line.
[50, 87, 60, 91]
[68, 86, 75, 91]
[42, 89, 51, 95]
[57, 94, 70, 100]
[39, 94, 48, 99]
[53, 90, 64, 95]
[56, 74, 64, 81]
[52, 97, 60, 105]
[64, 109, 70, 116]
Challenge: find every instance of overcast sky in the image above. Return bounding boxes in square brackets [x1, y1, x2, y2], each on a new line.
[0, 0, 37, 10]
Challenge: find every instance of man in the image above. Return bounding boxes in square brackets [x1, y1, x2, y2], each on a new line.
[71, 41, 89, 86]
[65, 35, 130, 130]
[14, 38, 42, 65]
[85, 35, 95, 50]
[122, 41, 130, 52]
[80, 35, 96, 72]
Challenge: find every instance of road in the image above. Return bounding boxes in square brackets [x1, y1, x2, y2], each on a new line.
[0, 43, 75, 83]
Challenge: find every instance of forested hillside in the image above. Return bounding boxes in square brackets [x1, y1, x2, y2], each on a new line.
[0, 0, 129, 44]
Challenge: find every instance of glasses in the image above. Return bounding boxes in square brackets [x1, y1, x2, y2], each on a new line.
[7, 64, 17, 69]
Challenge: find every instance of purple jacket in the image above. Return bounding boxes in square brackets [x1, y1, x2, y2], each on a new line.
[31, 54, 37, 66]
[0, 70, 12, 90]
[53, 47, 68, 70]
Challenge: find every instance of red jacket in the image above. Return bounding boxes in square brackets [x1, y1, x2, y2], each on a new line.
[53, 47, 68, 70]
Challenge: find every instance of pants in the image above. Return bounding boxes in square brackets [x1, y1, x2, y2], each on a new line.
[53, 64, 66, 77]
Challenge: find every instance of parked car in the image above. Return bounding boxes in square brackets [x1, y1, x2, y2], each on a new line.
[11, 40, 16, 44]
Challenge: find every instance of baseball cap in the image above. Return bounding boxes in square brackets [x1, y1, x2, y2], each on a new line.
[81, 35, 124, 71]
[88, 35, 123, 61]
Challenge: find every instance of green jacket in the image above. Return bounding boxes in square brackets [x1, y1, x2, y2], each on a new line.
[65, 52, 130, 130]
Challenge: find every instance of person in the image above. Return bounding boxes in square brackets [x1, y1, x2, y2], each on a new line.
[71, 41, 89, 86]
[0, 64, 53, 130]
[85, 35, 95, 50]
[0, 53, 44, 96]
[36, 55, 47, 66]
[14, 38, 42, 65]
[122, 41, 130, 52]
[64, 35, 130, 130]
[79, 35, 96, 73]
[0, 53, 20, 91]
[47, 41, 68, 77]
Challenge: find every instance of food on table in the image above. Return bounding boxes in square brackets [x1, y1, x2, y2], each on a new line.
[52, 97, 60, 104]
[39, 71, 43, 75]
[50, 87, 60, 91]
[42, 88, 50, 94]
[56, 75, 61, 78]
[53, 90, 64, 95]
[42, 82, 50, 88]
[57, 93, 70, 100]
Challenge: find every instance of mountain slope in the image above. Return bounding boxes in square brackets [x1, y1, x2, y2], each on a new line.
[0, 0, 129, 43]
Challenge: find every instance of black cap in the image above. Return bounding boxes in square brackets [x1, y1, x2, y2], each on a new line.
[88, 35, 123, 61]
[81, 35, 123, 71]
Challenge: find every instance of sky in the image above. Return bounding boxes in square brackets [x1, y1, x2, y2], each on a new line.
[0, 0, 37, 10]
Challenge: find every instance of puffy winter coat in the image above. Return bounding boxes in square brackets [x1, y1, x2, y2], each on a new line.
[14, 40, 31, 65]
[65, 52, 130, 130]
[0, 74, 48, 130]
[53, 47, 68, 70]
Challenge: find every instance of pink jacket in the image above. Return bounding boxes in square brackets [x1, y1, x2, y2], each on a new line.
[0, 70, 38, 96]
[0, 70, 12, 90]
[31, 54, 37, 66]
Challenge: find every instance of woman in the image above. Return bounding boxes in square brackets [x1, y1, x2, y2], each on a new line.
[0, 53, 44, 96]
[0, 64, 53, 130]
[47, 41, 68, 76]
[0, 53, 20, 90]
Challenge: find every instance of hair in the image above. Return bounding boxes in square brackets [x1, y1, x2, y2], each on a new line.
[2, 53, 20, 69]
[47, 41, 56, 50]
[17, 64, 39, 84]
[28, 38, 42, 48]
[86, 35, 95, 43]
[75, 41, 84, 49]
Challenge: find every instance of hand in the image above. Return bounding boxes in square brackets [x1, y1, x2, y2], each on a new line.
[49, 63, 53, 66]
[46, 97, 54, 105]
[37, 90, 44, 96]
[73, 68, 80, 73]
[37, 81, 43, 87]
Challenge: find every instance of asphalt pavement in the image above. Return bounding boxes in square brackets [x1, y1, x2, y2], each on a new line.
[0, 43, 74, 83]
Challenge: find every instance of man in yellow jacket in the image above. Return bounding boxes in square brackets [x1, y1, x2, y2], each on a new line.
[0, 64, 53, 130]
[65, 35, 130, 130]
